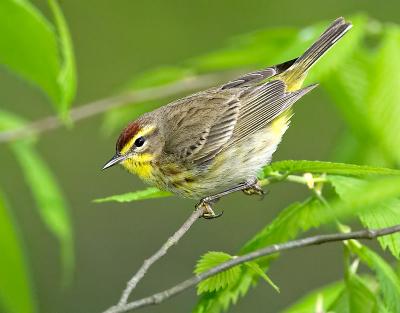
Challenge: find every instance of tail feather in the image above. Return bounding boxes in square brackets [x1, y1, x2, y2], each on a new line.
[284, 17, 352, 86]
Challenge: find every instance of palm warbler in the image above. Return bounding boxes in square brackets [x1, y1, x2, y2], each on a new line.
[103, 17, 352, 218]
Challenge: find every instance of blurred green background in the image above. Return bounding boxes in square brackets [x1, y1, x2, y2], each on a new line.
[1, 1, 399, 312]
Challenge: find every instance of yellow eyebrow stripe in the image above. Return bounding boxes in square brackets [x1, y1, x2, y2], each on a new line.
[120, 125, 156, 155]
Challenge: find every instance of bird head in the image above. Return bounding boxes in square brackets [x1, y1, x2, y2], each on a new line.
[102, 115, 164, 176]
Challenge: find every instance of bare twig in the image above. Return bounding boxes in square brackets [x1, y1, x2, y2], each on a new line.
[105, 207, 205, 313]
[0, 71, 239, 143]
[104, 224, 400, 313]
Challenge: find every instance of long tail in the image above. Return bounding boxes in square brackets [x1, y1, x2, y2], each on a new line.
[282, 17, 352, 88]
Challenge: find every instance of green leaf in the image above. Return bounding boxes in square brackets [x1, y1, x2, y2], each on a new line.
[0, 110, 74, 281]
[48, 0, 77, 117]
[0, 0, 76, 115]
[328, 288, 350, 313]
[323, 50, 378, 157]
[0, 192, 37, 313]
[348, 243, 400, 312]
[346, 273, 379, 313]
[281, 281, 344, 313]
[11, 143, 74, 281]
[94, 187, 171, 203]
[323, 175, 400, 225]
[0, 0, 60, 102]
[366, 26, 400, 165]
[326, 275, 381, 313]
[194, 252, 241, 294]
[244, 261, 279, 293]
[330, 175, 400, 258]
[193, 273, 254, 313]
[262, 160, 400, 178]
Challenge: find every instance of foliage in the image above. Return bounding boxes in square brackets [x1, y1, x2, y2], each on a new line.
[0, 193, 36, 313]
[345, 274, 379, 313]
[325, 25, 400, 167]
[193, 171, 400, 313]
[94, 187, 171, 203]
[0, 0, 76, 116]
[0, 110, 74, 281]
[193, 198, 321, 313]
[195, 252, 242, 294]
[194, 252, 279, 295]
[12, 143, 74, 278]
[244, 261, 280, 293]
[348, 242, 400, 312]
[0, 1, 75, 310]
[47, 0, 77, 118]
[263, 160, 400, 177]
[281, 281, 345, 313]
[330, 176, 400, 258]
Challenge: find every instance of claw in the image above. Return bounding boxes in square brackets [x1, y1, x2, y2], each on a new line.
[203, 210, 224, 219]
[196, 199, 224, 220]
[242, 180, 265, 199]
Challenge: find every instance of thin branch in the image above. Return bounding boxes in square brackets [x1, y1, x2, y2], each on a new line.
[104, 224, 400, 313]
[106, 207, 205, 313]
[0, 71, 238, 143]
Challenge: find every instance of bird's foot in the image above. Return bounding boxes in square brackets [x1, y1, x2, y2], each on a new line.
[196, 199, 224, 220]
[242, 180, 265, 199]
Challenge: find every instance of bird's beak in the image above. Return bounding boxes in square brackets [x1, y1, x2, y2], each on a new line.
[102, 154, 127, 170]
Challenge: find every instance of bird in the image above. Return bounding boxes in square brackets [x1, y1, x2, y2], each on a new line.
[103, 17, 352, 218]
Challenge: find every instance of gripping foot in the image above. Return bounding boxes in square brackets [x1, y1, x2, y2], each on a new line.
[196, 200, 224, 219]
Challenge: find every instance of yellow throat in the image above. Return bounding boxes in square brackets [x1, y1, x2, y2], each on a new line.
[121, 153, 154, 181]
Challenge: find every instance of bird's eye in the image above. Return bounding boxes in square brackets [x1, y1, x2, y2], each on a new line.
[134, 136, 145, 147]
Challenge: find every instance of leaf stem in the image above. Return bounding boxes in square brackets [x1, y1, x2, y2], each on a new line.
[259, 172, 327, 187]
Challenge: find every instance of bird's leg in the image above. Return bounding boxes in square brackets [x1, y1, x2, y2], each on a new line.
[196, 177, 262, 219]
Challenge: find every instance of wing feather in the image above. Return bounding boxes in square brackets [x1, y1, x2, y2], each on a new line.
[191, 99, 240, 164]
[221, 68, 276, 89]
[228, 82, 318, 147]
[163, 92, 240, 165]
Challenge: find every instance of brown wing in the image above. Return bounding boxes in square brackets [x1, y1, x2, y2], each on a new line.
[162, 89, 241, 164]
[227, 81, 318, 148]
